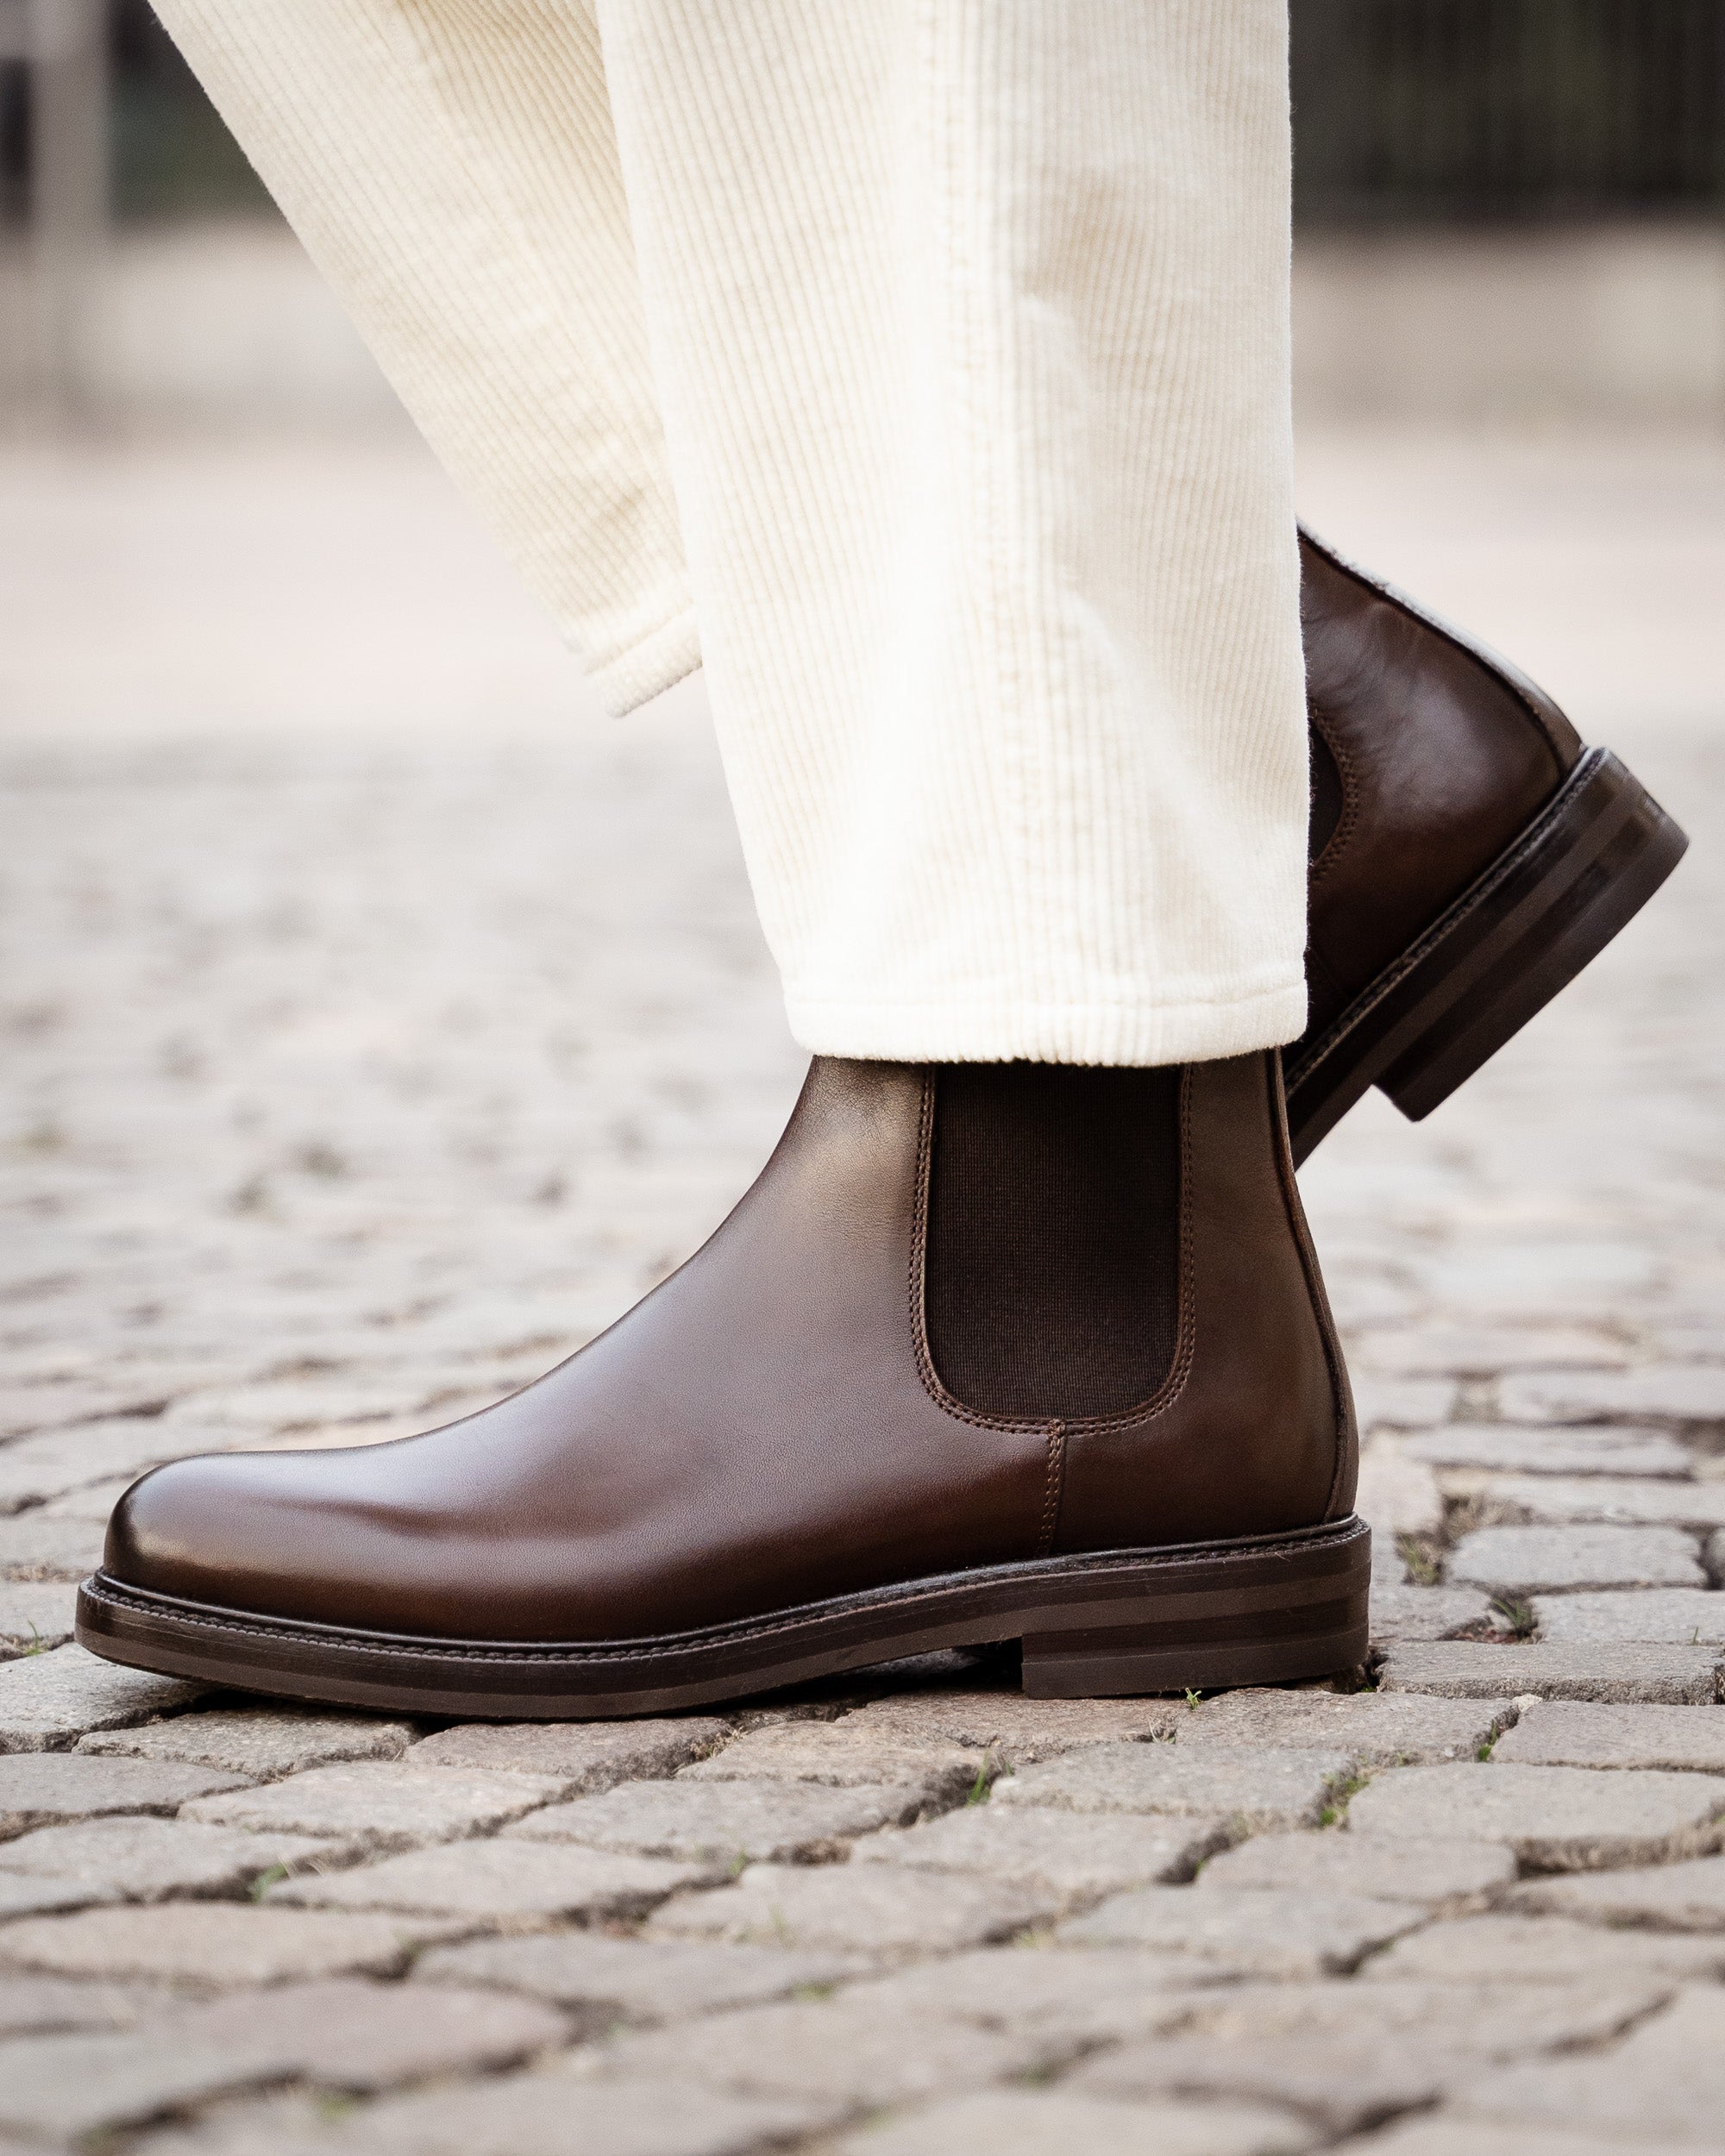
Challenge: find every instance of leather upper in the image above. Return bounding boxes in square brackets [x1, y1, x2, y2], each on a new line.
[1296, 528, 1580, 1047]
[105, 1051, 1352, 1644]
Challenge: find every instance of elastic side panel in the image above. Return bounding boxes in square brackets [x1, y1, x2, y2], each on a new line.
[1308, 718, 1346, 862]
[924, 1062, 1182, 1421]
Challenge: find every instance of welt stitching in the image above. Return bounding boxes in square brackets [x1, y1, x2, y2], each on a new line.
[85, 1515, 1366, 1667]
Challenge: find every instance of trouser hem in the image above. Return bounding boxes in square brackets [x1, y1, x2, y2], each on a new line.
[590, 607, 703, 717]
[783, 978, 1308, 1068]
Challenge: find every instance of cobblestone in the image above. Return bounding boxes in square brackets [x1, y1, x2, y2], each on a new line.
[1463, 1477, 1725, 1531]
[0, 1584, 75, 1655]
[1347, 2123, 1672, 2156]
[1058, 1886, 1426, 1974]
[0, 1815, 338, 1898]
[1073, 2028, 1453, 2135]
[1378, 1640, 1722, 1702]
[1530, 1588, 1725, 1643]
[994, 1745, 1353, 1831]
[645, 1861, 1057, 1954]
[853, 1804, 1226, 1896]
[0, 1905, 455, 1984]
[1491, 1698, 1725, 1770]
[162, 1977, 567, 2091]
[1195, 1832, 1515, 1902]
[0, 1420, 216, 1514]
[1457, 1984, 1725, 2146]
[81, 1708, 416, 1776]
[0, 1975, 147, 2036]
[1448, 1525, 1704, 1593]
[1350, 1325, 1629, 1376]
[0, 1645, 204, 1752]
[831, 2089, 1315, 2156]
[1368, 1582, 1496, 1643]
[1509, 1851, 1725, 1928]
[1346, 1761, 1725, 1867]
[0, 1752, 246, 1833]
[1405, 1425, 1694, 1476]
[677, 1720, 981, 1802]
[0, 2029, 269, 2143]
[0, 1516, 105, 1582]
[505, 1777, 921, 1864]
[1366, 1909, 1725, 1984]
[268, 1836, 714, 1919]
[5, 431, 1724, 2139]
[1501, 1364, 1725, 1422]
[410, 1717, 730, 1791]
[344, 2073, 831, 2156]
[0, 1876, 102, 1920]
[1079, 1978, 1671, 2130]
[412, 1934, 863, 2027]
[587, 1990, 1039, 2110]
[1354, 1439, 1445, 1539]
[841, 1947, 1223, 2042]
[835, 1690, 1176, 1763]
[182, 1762, 562, 1849]
[1160, 1975, 1666, 2059]
[1180, 1688, 1515, 1764]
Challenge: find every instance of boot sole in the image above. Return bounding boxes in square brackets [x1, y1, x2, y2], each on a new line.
[76, 1515, 1370, 1719]
[1286, 746, 1687, 1165]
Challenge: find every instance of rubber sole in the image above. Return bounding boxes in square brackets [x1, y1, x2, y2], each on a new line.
[1286, 747, 1687, 1165]
[76, 1515, 1371, 1719]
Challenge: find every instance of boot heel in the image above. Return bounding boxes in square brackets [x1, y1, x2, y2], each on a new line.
[1018, 1517, 1371, 1700]
[1287, 749, 1686, 1160]
[1377, 749, 1687, 1123]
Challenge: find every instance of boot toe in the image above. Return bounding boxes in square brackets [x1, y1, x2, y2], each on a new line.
[104, 1451, 295, 1614]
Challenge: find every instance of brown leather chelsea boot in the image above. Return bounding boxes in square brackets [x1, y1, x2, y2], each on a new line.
[1289, 527, 1687, 1163]
[78, 1050, 1366, 1717]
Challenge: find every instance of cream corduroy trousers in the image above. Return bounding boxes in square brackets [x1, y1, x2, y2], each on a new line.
[151, 0, 1309, 1067]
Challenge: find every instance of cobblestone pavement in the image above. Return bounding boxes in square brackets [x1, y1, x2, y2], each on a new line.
[1, 429, 1723, 2153]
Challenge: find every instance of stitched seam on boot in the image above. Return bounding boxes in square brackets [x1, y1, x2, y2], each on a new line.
[907, 1069, 1199, 1438]
[1307, 704, 1359, 891]
[1037, 1420, 1067, 1558]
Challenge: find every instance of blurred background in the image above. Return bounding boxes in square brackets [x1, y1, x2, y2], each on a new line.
[1, 1, 1722, 1388]
[6, 0, 1723, 428]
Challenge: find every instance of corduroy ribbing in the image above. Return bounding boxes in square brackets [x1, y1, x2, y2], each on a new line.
[151, 0, 1308, 1068]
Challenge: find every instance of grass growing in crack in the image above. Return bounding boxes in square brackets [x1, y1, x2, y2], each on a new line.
[1445, 1489, 1525, 1539]
[1490, 1595, 1537, 1639]
[1318, 1772, 1369, 1827]
[965, 1763, 993, 1805]
[1396, 1532, 1443, 1587]
[1183, 1688, 1202, 1710]
[248, 1865, 289, 1902]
